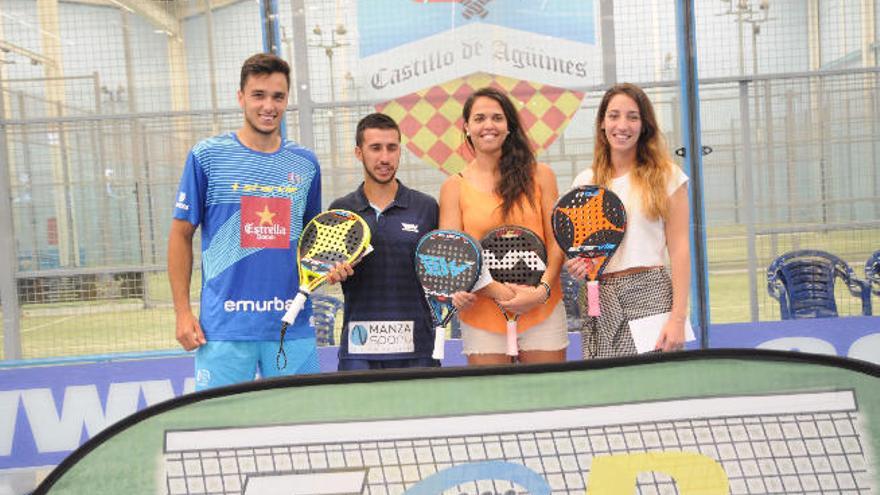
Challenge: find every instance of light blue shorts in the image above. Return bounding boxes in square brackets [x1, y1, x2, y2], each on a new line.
[194, 337, 319, 391]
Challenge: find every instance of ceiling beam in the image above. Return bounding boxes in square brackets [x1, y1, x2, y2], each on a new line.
[180, 0, 244, 20]
[61, 0, 246, 26]
[60, 0, 180, 35]
[0, 40, 57, 67]
[106, 0, 179, 36]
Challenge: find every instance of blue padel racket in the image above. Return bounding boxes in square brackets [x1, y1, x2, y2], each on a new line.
[552, 186, 626, 317]
[481, 226, 547, 357]
[415, 230, 482, 360]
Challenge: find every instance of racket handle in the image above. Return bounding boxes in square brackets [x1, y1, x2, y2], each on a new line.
[506, 320, 518, 357]
[281, 290, 309, 324]
[431, 325, 445, 361]
[586, 280, 600, 317]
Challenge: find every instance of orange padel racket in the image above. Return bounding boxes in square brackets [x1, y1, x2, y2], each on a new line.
[551, 186, 626, 316]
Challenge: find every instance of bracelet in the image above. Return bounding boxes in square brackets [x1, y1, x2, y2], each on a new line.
[538, 281, 551, 303]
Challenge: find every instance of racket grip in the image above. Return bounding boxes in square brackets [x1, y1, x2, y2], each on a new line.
[586, 280, 600, 317]
[431, 325, 445, 361]
[281, 291, 308, 324]
[506, 320, 518, 356]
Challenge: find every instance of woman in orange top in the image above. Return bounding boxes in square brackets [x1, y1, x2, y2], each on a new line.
[439, 87, 567, 365]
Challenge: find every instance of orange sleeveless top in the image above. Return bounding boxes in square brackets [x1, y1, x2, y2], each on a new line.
[455, 174, 563, 334]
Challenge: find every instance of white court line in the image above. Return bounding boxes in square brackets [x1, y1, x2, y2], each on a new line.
[243, 471, 366, 495]
[21, 315, 77, 333]
[166, 390, 856, 453]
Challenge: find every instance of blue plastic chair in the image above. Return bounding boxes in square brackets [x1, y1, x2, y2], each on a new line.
[311, 293, 344, 346]
[866, 250, 880, 296]
[767, 249, 872, 319]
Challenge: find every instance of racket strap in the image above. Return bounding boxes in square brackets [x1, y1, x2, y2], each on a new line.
[276, 322, 289, 370]
[586, 316, 599, 358]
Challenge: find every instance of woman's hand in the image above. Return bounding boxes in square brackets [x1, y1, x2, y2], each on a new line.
[654, 316, 686, 352]
[564, 257, 595, 281]
[497, 283, 546, 315]
[452, 291, 477, 311]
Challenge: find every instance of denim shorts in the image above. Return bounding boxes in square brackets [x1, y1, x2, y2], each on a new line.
[461, 302, 569, 355]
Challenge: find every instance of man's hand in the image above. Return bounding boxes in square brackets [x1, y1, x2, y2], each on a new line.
[327, 261, 354, 284]
[175, 311, 206, 351]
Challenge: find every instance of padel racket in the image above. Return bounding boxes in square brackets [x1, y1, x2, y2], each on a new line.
[415, 230, 482, 360]
[551, 186, 626, 316]
[481, 226, 547, 356]
[277, 209, 372, 369]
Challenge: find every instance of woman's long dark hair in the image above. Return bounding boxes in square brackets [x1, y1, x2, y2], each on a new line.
[462, 87, 537, 219]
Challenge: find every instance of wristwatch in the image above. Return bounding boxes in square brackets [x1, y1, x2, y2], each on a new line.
[538, 281, 551, 303]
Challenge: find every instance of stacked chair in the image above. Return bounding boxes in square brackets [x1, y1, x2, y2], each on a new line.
[767, 249, 873, 319]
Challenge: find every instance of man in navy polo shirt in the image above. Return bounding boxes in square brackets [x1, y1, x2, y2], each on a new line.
[328, 113, 439, 370]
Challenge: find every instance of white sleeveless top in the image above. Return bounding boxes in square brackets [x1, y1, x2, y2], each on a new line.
[570, 165, 688, 274]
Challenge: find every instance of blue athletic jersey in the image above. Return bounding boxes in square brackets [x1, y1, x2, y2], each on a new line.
[329, 182, 438, 360]
[173, 132, 321, 341]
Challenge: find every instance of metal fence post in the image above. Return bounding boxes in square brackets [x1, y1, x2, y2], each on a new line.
[676, 0, 711, 345]
[0, 77, 22, 360]
[739, 80, 759, 322]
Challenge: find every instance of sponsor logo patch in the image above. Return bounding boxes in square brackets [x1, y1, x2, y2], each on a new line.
[348, 320, 415, 354]
[240, 196, 291, 249]
[175, 191, 190, 211]
[195, 369, 211, 387]
[224, 297, 295, 312]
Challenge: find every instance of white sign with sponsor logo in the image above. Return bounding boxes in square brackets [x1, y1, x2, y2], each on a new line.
[348, 320, 415, 354]
[359, 22, 598, 100]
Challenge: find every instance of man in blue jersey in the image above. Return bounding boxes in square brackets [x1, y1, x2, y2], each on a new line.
[168, 53, 322, 390]
[328, 113, 440, 370]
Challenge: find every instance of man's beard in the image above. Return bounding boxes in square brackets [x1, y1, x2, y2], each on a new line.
[363, 161, 396, 185]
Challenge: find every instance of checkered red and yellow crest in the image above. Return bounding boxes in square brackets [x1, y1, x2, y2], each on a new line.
[376, 73, 584, 175]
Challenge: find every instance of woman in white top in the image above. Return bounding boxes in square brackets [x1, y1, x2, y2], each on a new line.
[567, 83, 691, 358]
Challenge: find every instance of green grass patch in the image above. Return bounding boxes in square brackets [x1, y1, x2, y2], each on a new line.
[2, 228, 877, 360]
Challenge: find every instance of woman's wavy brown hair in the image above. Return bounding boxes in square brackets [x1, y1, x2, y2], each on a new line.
[593, 83, 674, 220]
[462, 87, 537, 219]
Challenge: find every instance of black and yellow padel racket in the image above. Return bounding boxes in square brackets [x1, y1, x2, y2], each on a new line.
[277, 209, 372, 369]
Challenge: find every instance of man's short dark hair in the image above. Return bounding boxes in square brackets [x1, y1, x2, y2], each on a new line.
[240, 53, 290, 90]
[355, 113, 401, 147]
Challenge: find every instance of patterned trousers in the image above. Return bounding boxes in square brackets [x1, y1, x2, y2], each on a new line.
[579, 267, 673, 359]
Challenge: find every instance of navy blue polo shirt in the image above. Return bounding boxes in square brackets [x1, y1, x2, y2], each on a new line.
[329, 181, 439, 361]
